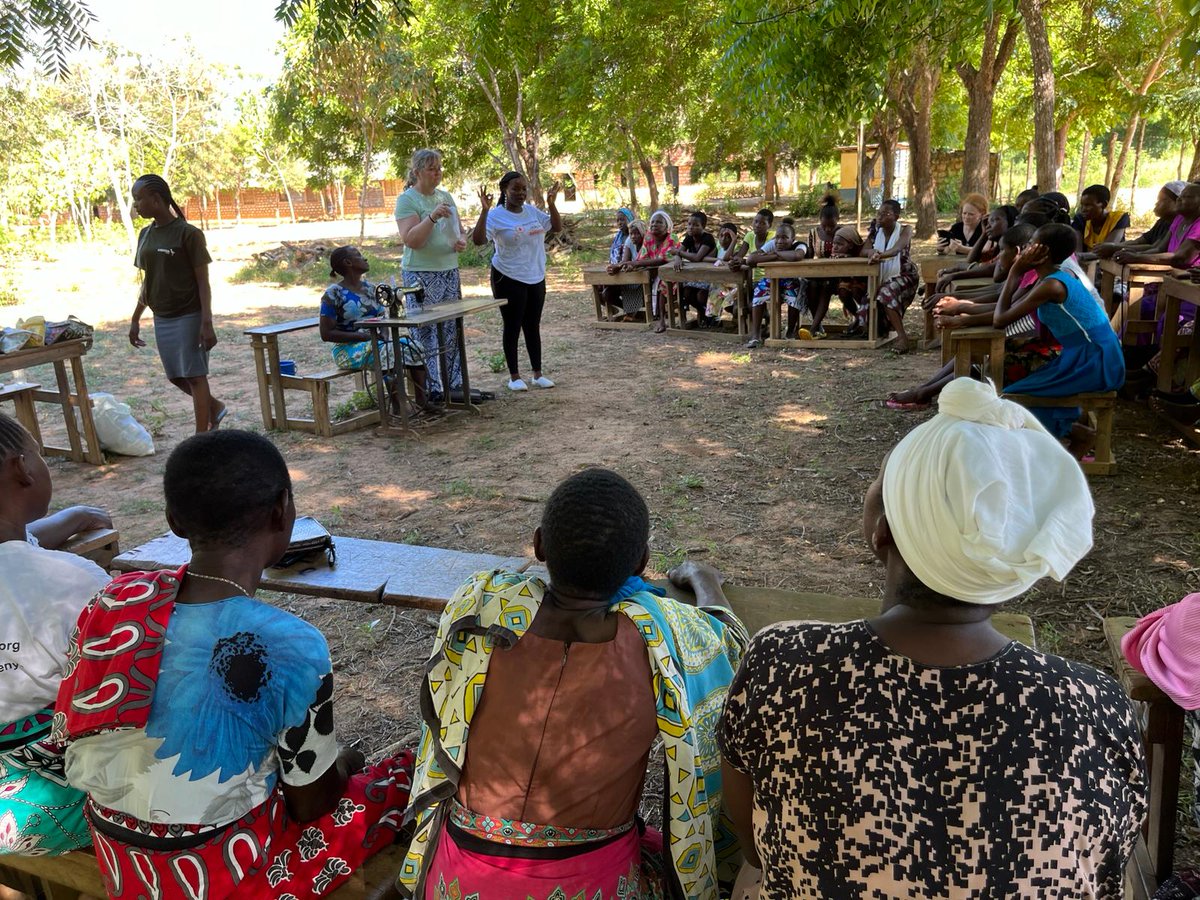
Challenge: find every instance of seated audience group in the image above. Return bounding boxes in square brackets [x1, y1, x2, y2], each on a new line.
[4, 378, 1196, 898]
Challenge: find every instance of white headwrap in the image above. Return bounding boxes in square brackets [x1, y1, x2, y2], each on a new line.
[1164, 180, 1188, 198]
[881, 378, 1094, 605]
[649, 209, 673, 235]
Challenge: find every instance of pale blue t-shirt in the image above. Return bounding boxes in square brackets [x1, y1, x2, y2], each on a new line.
[394, 187, 461, 272]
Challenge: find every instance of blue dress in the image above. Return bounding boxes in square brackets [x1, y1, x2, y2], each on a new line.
[1005, 269, 1125, 437]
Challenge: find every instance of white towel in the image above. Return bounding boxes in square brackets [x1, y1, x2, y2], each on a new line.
[881, 378, 1095, 605]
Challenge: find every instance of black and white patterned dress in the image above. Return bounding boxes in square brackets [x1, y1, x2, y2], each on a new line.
[719, 620, 1147, 899]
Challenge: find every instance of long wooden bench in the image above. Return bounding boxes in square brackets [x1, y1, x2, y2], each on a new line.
[245, 318, 380, 438]
[60, 527, 121, 569]
[1104, 616, 1186, 899]
[1004, 391, 1117, 476]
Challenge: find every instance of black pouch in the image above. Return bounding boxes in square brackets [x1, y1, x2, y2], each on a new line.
[273, 516, 336, 568]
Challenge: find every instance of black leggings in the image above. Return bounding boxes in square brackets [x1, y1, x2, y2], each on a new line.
[492, 268, 546, 376]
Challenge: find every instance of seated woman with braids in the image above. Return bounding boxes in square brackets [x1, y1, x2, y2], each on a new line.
[383, 468, 748, 900]
[54, 431, 414, 899]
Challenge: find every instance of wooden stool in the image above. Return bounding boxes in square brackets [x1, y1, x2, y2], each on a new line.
[1003, 391, 1117, 475]
[0, 381, 43, 448]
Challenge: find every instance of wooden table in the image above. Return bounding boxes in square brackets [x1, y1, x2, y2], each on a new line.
[0, 338, 102, 464]
[357, 296, 505, 433]
[113, 531, 529, 606]
[657, 262, 752, 336]
[581, 266, 652, 329]
[759, 259, 883, 349]
[1104, 616, 1185, 887]
[1156, 276, 1200, 393]
[1098, 259, 1178, 344]
[918, 256, 948, 350]
[941, 325, 1006, 386]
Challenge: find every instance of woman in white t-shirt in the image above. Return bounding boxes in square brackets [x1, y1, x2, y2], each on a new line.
[471, 172, 562, 392]
[0, 412, 111, 856]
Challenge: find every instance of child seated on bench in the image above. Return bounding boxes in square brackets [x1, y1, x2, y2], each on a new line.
[994, 223, 1125, 456]
[320, 245, 429, 411]
[745, 221, 808, 346]
[53, 431, 413, 899]
[708, 221, 742, 320]
[1, 412, 109, 857]
[671, 211, 717, 327]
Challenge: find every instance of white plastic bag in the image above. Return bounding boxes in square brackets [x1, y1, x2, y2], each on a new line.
[91, 392, 155, 457]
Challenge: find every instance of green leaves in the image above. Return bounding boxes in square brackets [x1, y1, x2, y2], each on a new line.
[0, 0, 95, 77]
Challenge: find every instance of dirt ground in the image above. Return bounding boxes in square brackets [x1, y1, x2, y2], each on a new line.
[5, 215, 1199, 864]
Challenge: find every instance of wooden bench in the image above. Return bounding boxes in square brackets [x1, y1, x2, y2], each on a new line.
[1003, 391, 1117, 475]
[657, 263, 752, 338]
[581, 266, 653, 329]
[1104, 616, 1186, 897]
[0, 841, 407, 899]
[0, 381, 42, 445]
[60, 527, 121, 569]
[113, 531, 530, 608]
[245, 319, 380, 438]
[1098, 260, 1178, 346]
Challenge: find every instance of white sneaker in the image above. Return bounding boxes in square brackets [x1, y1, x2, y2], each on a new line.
[532, 376, 555, 388]
[507, 378, 528, 392]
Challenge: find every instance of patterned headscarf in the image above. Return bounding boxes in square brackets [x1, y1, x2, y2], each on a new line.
[617, 206, 635, 223]
[649, 209, 673, 234]
[882, 378, 1094, 605]
[834, 225, 864, 253]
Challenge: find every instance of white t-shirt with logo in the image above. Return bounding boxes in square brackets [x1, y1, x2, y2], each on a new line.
[486, 204, 553, 285]
[0, 540, 108, 721]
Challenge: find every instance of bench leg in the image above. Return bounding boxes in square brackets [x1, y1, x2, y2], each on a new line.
[70, 353, 104, 465]
[52, 360, 84, 462]
[592, 284, 605, 322]
[1088, 398, 1116, 475]
[989, 335, 1006, 387]
[250, 338, 274, 429]
[11, 391, 43, 450]
[266, 337, 290, 432]
[311, 381, 333, 437]
[1144, 699, 1185, 883]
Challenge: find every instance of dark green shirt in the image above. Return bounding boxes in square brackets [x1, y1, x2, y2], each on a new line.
[134, 218, 212, 318]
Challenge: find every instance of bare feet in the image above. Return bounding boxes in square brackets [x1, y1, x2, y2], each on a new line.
[887, 389, 923, 404]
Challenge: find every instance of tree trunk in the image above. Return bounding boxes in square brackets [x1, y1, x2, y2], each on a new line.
[956, 16, 1019, 198]
[200, 193, 208, 230]
[235, 185, 243, 225]
[1018, 0, 1057, 191]
[1076, 128, 1091, 203]
[215, 191, 222, 226]
[623, 128, 658, 212]
[880, 134, 895, 202]
[808, 165, 817, 188]
[1190, 138, 1200, 182]
[1108, 111, 1140, 196]
[1128, 119, 1146, 216]
[764, 151, 776, 204]
[1104, 132, 1118, 191]
[1024, 143, 1033, 191]
[1054, 112, 1074, 175]
[624, 159, 637, 209]
[359, 124, 372, 241]
[273, 160, 298, 224]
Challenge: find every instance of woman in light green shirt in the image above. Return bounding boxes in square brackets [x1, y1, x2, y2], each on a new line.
[394, 148, 469, 401]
